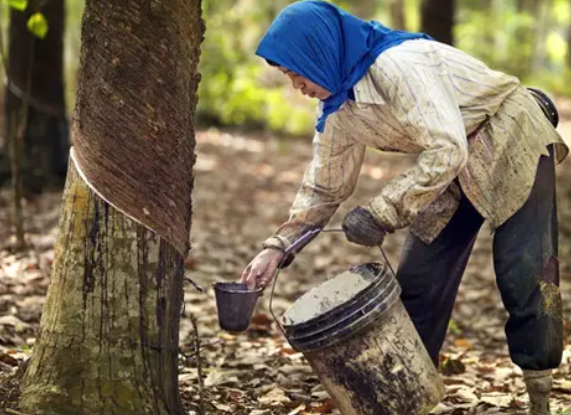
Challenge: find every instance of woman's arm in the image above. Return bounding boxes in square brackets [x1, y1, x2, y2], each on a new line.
[263, 117, 366, 253]
[367, 55, 469, 231]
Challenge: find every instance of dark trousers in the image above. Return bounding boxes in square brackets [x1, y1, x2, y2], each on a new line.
[397, 146, 563, 371]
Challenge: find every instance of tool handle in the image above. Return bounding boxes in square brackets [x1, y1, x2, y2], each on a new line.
[283, 228, 322, 256]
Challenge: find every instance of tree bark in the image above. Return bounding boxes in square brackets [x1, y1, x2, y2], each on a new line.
[21, 164, 187, 414]
[0, 0, 69, 193]
[421, 0, 455, 45]
[19, 0, 204, 413]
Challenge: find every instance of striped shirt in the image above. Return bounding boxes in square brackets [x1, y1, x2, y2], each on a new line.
[263, 39, 569, 251]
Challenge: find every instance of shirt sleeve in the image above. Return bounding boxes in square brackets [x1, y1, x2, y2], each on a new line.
[263, 114, 366, 252]
[367, 55, 469, 231]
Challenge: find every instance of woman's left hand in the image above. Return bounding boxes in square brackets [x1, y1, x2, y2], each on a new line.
[240, 248, 285, 290]
[342, 206, 388, 247]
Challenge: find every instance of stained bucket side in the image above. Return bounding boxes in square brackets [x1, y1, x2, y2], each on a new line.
[304, 300, 445, 415]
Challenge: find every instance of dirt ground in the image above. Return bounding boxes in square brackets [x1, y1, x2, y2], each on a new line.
[1, 123, 571, 414]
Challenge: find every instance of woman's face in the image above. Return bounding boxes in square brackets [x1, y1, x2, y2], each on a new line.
[278, 67, 332, 100]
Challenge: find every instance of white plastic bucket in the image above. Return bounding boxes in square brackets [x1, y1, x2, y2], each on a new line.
[281, 263, 445, 415]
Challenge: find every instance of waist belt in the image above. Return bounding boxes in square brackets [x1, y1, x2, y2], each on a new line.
[528, 87, 559, 128]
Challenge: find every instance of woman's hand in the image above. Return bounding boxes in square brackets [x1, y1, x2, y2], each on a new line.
[241, 248, 285, 290]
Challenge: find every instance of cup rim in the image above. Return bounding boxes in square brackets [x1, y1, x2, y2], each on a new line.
[213, 281, 263, 294]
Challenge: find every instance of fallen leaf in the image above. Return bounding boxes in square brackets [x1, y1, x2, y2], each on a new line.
[429, 402, 454, 414]
[312, 399, 336, 413]
[281, 347, 297, 355]
[440, 357, 466, 376]
[287, 404, 306, 415]
[251, 314, 273, 326]
[0, 353, 18, 366]
[449, 386, 478, 403]
[185, 257, 197, 270]
[480, 392, 515, 408]
[204, 370, 240, 387]
[453, 338, 472, 349]
[212, 402, 233, 412]
[553, 380, 571, 394]
[258, 387, 291, 406]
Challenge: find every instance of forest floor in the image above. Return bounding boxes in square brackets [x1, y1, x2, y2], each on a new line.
[1, 122, 571, 414]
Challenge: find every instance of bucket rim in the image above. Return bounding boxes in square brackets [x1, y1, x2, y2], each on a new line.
[213, 282, 263, 294]
[282, 263, 389, 329]
[285, 276, 398, 341]
[287, 284, 402, 352]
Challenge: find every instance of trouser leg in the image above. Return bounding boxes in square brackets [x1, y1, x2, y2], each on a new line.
[493, 146, 563, 371]
[396, 194, 484, 366]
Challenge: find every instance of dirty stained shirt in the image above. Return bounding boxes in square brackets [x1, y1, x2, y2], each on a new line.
[263, 39, 569, 252]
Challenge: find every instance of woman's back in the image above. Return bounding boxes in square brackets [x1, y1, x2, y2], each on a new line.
[356, 39, 520, 137]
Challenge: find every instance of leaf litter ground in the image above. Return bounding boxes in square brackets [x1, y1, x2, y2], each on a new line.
[1, 127, 571, 414]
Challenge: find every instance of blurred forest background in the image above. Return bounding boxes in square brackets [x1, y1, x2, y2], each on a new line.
[0, 0, 570, 158]
[3, 2, 571, 413]
[0, 0, 569, 209]
[13, 0, 571, 141]
[199, 0, 571, 135]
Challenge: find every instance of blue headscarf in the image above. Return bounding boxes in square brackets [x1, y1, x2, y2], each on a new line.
[256, 1, 432, 133]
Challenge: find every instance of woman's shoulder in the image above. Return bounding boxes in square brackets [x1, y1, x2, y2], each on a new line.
[356, 46, 422, 103]
[359, 40, 451, 103]
[372, 39, 502, 82]
[371, 39, 439, 77]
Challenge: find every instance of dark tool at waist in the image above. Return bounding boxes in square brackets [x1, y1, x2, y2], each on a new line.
[528, 87, 559, 128]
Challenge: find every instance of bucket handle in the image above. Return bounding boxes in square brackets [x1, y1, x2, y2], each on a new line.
[268, 228, 397, 340]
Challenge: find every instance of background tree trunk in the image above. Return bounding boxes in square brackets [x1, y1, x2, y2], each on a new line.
[390, 0, 406, 30]
[567, 6, 571, 69]
[531, 0, 553, 73]
[421, 0, 455, 45]
[350, 0, 376, 19]
[0, 0, 69, 193]
[19, 0, 204, 413]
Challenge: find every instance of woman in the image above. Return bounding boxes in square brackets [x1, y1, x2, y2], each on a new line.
[240, 2, 568, 414]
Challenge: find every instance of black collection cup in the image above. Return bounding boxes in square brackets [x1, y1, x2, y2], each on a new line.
[214, 282, 262, 332]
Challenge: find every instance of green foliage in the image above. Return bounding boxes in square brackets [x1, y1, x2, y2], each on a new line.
[198, 0, 370, 136]
[2, 0, 50, 40]
[197, 0, 313, 135]
[27, 12, 48, 39]
[196, 0, 571, 135]
[448, 320, 462, 336]
[55, 0, 571, 135]
[6, 0, 27, 11]
[456, 0, 571, 89]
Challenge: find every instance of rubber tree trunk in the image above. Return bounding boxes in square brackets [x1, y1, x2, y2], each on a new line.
[19, 0, 204, 414]
[421, 0, 455, 45]
[1, 0, 69, 193]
